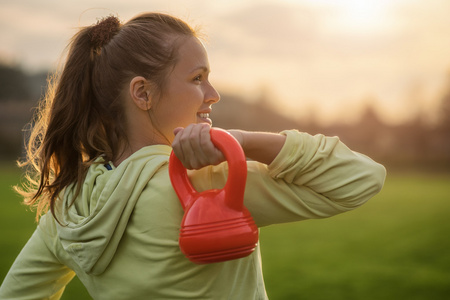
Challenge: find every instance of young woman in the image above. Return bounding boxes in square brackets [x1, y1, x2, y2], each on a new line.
[0, 12, 386, 299]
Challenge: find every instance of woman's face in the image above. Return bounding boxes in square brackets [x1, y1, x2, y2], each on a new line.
[151, 36, 220, 142]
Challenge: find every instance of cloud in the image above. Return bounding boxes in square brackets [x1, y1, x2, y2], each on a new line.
[210, 3, 321, 60]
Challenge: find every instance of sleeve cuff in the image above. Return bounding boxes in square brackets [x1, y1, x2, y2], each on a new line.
[267, 130, 302, 178]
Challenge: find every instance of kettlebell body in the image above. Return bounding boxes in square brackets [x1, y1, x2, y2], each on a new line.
[169, 128, 259, 264]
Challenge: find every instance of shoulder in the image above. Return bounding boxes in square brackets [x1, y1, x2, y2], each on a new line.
[37, 212, 58, 237]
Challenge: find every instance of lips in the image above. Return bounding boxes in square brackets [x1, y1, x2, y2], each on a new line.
[197, 112, 212, 125]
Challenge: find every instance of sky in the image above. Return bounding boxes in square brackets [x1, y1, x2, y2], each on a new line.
[1, 0, 450, 125]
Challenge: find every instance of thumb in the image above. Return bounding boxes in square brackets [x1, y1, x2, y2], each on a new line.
[173, 127, 184, 136]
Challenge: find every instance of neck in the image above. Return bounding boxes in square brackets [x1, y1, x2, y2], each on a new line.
[113, 130, 171, 166]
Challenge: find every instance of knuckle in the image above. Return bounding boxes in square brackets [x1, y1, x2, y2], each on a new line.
[178, 135, 189, 144]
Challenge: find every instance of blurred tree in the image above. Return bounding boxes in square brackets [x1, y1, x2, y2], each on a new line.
[348, 102, 387, 158]
[437, 72, 450, 130]
[432, 72, 450, 170]
[0, 64, 31, 101]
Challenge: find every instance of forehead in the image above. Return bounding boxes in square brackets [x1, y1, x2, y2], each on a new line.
[175, 37, 209, 72]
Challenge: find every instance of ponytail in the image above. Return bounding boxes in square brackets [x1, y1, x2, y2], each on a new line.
[17, 22, 109, 221]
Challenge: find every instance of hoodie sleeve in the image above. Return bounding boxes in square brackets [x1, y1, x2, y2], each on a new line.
[242, 130, 386, 226]
[0, 217, 75, 299]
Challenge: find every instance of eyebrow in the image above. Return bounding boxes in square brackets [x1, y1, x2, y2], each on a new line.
[190, 66, 210, 74]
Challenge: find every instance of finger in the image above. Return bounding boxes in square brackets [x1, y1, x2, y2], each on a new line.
[174, 124, 203, 169]
[187, 124, 212, 168]
[200, 126, 225, 165]
[172, 126, 189, 165]
[173, 127, 184, 136]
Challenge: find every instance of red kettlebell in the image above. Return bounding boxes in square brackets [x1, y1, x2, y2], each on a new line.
[169, 128, 259, 264]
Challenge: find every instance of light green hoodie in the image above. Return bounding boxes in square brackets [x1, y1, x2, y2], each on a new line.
[0, 130, 386, 299]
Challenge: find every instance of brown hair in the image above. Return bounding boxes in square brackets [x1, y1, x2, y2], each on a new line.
[16, 12, 198, 222]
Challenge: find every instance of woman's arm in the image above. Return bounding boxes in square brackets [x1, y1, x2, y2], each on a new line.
[0, 228, 75, 299]
[228, 129, 286, 165]
[172, 124, 286, 168]
[184, 128, 386, 226]
[247, 130, 386, 225]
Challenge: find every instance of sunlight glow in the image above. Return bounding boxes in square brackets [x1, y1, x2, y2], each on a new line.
[335, 1, 392, 33]
[297, 0, 396, 34]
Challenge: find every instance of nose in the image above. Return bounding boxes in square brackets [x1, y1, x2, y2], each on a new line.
[205, 81, 220, 104]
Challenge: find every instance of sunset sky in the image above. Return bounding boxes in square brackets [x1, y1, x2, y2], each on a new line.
[1, 0, 450, 125]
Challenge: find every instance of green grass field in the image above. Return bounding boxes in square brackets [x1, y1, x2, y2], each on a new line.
[1, 165, 449, 299]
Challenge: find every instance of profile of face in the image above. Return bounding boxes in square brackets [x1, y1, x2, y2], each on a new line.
[151, 36, 220, 142]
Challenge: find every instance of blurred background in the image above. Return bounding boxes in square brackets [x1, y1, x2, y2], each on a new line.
[1, 0, 449, 299]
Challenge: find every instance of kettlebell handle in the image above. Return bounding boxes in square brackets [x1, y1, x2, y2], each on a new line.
[169, 128, 247, 211]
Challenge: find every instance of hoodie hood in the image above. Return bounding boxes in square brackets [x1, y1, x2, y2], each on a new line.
[55, 145, 171, 275]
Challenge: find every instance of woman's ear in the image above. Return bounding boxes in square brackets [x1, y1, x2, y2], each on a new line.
[129, 76, 152, 111]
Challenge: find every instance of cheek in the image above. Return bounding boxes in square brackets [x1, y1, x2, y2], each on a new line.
[158, 84, 203, 121]
[161, 98, 197, 125]
[173, 88, 203, 111]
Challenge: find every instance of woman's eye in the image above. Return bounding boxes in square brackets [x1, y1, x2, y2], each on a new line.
[194, 75, 202, 82]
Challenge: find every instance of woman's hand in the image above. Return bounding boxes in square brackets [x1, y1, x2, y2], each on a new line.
[172, 124, 226, 170]
[172, 124, 286, 169]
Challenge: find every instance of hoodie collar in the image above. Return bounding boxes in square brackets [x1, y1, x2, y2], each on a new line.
[56, 145, 171, 275]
